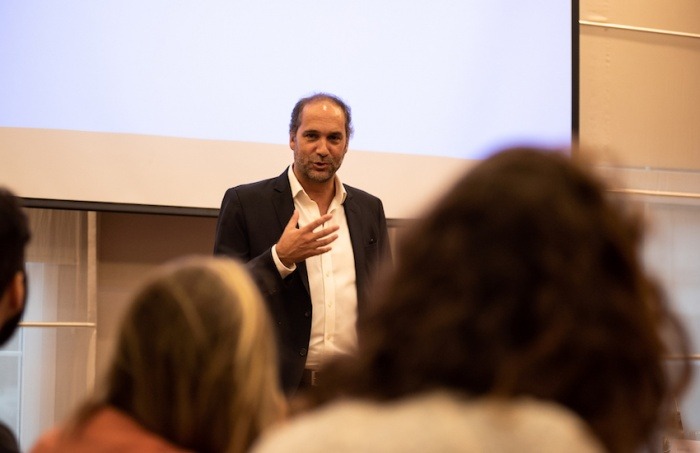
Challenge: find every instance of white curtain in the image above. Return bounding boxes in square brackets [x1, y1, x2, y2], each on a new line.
[644, 201, 700, 436]
[0, 208, 96, 450]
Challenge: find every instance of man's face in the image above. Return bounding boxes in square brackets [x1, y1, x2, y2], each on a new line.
[290, 100, 348, 186]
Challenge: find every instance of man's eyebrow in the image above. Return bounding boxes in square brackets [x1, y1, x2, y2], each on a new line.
[302, 129, 344, 136]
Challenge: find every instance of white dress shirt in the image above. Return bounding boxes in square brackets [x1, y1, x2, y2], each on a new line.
[271, 167, 358, 370]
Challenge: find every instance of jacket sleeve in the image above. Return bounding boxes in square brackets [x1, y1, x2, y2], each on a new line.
[213, 187, 287, 297]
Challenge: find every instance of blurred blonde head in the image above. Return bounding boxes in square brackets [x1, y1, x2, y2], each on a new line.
[75, 256, 283, 453]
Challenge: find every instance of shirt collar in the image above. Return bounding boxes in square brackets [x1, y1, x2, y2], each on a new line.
[287, 165, 347, 205]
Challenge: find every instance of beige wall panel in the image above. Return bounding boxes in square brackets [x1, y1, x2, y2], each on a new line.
[95, 213, 217, 377]
[580, 26, 700, 170]
[581, 0, 700, 34]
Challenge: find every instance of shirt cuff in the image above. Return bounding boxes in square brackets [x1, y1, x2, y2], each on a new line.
[272, 244, 296, 278]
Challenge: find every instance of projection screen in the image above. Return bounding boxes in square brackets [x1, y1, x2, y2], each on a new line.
[0, 1, 575, 219]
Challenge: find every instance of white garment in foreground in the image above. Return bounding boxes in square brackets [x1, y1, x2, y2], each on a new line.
[251, 391, 604, 453]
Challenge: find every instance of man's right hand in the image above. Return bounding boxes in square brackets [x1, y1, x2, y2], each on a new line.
[276, 210, 339, 267]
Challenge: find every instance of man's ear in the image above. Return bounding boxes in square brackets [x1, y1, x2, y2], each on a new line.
[289, 133, 297, 150]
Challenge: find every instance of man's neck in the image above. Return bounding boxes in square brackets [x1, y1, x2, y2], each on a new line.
[302, 180, 335, 215]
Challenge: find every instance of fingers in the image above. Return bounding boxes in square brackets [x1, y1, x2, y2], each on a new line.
[305, 215, 339, 239]
[311, 225, 340, 243]
[287, 211, 339, 236]
[278, 211, 340, 264]
[303, 213, 334, 232]
[285, 210, 300, 230]
[313, 232, 338, 247]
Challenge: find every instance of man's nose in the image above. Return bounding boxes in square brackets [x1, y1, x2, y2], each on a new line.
[316, 139, 329, 155]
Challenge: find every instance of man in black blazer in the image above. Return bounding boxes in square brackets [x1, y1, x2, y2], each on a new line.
[214, 93, 390, 395]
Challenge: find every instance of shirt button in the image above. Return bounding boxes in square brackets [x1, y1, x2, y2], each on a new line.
[299, 348, 307, 357]
[304, 311, 311, 318]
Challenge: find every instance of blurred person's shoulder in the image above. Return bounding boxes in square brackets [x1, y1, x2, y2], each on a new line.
[251, 391, 604, 453]
[30, 407, 192, 453]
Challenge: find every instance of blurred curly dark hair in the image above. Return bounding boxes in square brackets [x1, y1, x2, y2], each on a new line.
[311, 147, 691, 453]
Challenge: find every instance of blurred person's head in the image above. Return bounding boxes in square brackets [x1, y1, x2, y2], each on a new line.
[0, 187, 30, 345]
[317, 147, 690, 453]
[77, 256, 284, 453]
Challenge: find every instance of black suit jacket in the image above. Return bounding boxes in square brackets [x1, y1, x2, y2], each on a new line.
[213, 168, 390, 394]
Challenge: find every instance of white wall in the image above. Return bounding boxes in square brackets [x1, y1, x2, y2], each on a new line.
[0, 128, 470, 220]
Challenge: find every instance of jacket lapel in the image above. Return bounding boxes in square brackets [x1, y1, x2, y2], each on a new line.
[344, 189, 367, 309]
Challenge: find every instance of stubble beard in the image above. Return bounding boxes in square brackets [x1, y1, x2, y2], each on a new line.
[298, 156, 343, 184]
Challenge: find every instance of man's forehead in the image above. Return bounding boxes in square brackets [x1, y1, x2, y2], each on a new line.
[300, 101, 346, 126]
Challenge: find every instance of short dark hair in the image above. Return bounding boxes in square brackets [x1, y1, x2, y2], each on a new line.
[312, 147, 691, 453]
[289, 93, 354, 139]
[0, 188, 30, 290]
